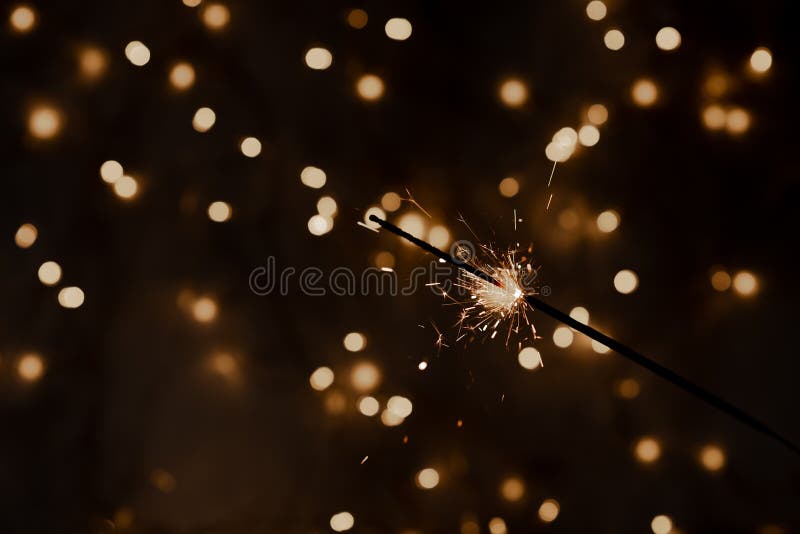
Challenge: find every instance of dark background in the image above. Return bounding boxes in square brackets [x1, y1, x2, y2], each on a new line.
[1, 0, 798, 532]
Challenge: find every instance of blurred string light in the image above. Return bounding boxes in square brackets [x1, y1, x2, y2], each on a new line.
[545, 127, 578, 162]
[578, 124, 600, 146]
[305, 47, 332, 70]
[380, 408, 404, 426]
[15, 223, 38, 248]
[309, 366, 334, 391]
[417, 360, 428, 371]
[732, 270, 758, 296]
[614, 269, 639, 294]
[351, 362, 380, 392]
[538, 499, 560, 523]
[346, 8, 368, 29]
[604, 29, 625, 51]
[208, 201, 232, 222]
[428, 225, 450, 248]
[631, 78, 659, 107]
[192, 107, 216, 132]
[651, 515, 673, 534]
[381, 192, 401, 211]
[38, 261, 62, 286]
[699, 444, 726, 471]
[150, 469, 176, 493]
[635, 436, 661, 463]
[498, 78, 528, 108]
[191, 296, 218, 323]
[749, 47, 773, 74]
[396, 212, 426, 241]
[240, 136, 262, 157]
[655, 27, 681, 51]
[325, 390, 347, 414]
[124, 41, 150, 66]
[201, 2, 230, 30]
[307, 214, 332, 236]
[615, 378, 641, 399]
[558, 209, 579, 230]
[553, 326, 574, 348]
[710, 269, 731, 291]
[113, 175, 139, 199]
[58, 286, 85, 309]
[499, 476, 525, 502]
[703, 72, 729, 97]
[182, 0, 202, 6]
[701, 104, 727, 130]
[498, 177, 519, 198]
[596, 209, 619, 233]
[725, 107, 751, 135]
[488, 517, 507, 534]
[585, 1, 607, 21]
[317, 196, 337, 217]
[343, 332, 366, 352]
[587, 103, 608, 125]
[385, 17, 412, 40]
[518, 346, 542, 370]
[100, 160, 123, 183]
[209, 352, 239, 380]
[9, 4, 36, 33]
[387, 395, 413, 418]
[591, 339, 610, 353]
[358, 396, 379, 416]
[78, 46, 108, 80]
[373, 251, 394, 269]
[356, 74, 385, 101]
[329, 512, 355, 532]
[300, 166, 326, 188]
[169, 62, 196, 90]
[363, 206, 386, 229]
[569, 306, 589, 325]
[17, 353, 45, 382]
[415, 467, 439, 489]
[28, 105, 62, 140]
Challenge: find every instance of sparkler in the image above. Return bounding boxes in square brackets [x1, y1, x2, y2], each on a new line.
[368, 214, 800, 456]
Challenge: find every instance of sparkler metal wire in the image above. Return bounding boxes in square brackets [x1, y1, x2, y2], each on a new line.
[368, 214, 799, 456]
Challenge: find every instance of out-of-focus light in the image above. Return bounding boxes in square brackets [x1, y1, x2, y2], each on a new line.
[300, 166, 326, 188]
[38, 261, 62, 286]
[202, 3, 230, 30]
[500, 477, 525, 502]
[150, 469, 177, 493]
[10, 4, 36, 33]
[305, 47, 332, 70]
[15, 223, 37, 248]
[356, 74, 384, 101]
[585, 1, 607, 21]
[387, 395, 413, 418]
[416, 468, 439, 489]
[28, 105, 62, 140]
[488, 517, 507, 534]
[704, 73, 729, 97]
[351, 362, 380, 392]
[578, 124, 600, 146]
[558, 209, 579, 230]
[546, 126, 578, 162]
[170, 62, 196, 90]
[499, 78, 528, 108]
[616, 378, 640, 399]
[192, 107, 216, 132]
[381, 408, 404, 426]
[208, 201, 232, 222]
[518, 347, 542, 370]
[461, 520, 480, 534]
[631, 78, 658, 107]
[726, 108, 751, 135]
[418, 360, 428, 371]
[635, 436, 661, 463]
[591, 339, 610, 354]
[192, 296, 218, 322]
[330, 512, 355, 532]
[587, 103, 608, 125]
[125, 41, 150, 66]
[553, 326, 574, 348]
[397, 212, 426, 241]
[711, 270, 731, 291]
[307, 214, 332, 236]
[364, 206, 386, 229]
[343, 332, 366, 352]
[325, 391, 347, 414]
[596, 210, 619, 233]
[651, 515, 673, 534]
[385, 18, 412, 40]
[240, 136, 262, 157]
[79, 46, 108, 80]
[209, 352, 238, 379]
[358, 396, 379, 416]
[428, 225, 450, 248]
[655, 27, 681, 51]
[347, 8, 368, 29]
[498, 177, 519, 198]
[309, 366, 334, 391]
[374, 251, 395, 269]
[182, 0, 202, 6]
[100, 160, 123, 183]
[113, 175, 139, 199]
[749, 47, 772, 74]
[17, 353, 45, 382]
[569, 306, 589, 325]
[317, 196, 337, 217]
[58, 286, 85, 309]
[604, 29, 625, 51]
[702, 105, 727, 130]
[732, 270, 758, 296]
[614, 269, 639, 294]
[538, 499, 560, 523]
[699, 444, 726, 471]
[381, 192, 402, 211]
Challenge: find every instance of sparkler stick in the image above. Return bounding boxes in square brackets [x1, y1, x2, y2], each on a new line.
[368, 214, 799, 456]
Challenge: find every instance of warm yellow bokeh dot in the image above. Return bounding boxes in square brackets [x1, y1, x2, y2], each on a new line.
[569, 306, 590, 325]
[28, 105, 62, 140]
[699, 444, 726, 472]
[15, 223, 38, 248]
[381, 408, 404, 426]
[614, 269, 639, 294]
[488, 517, 507, 534]
[192, 297, 218, 322]
[207, 201, 232, 222]
[387, 395, 413, 418]
[381, 192, 402, 212]
[209, 352, 238, 379]
[585, 1, 607, 21]
[351, 362, 380, 392]
[500, 477, 525, 502]
[591, 339, 610, 354]
[578, 124, 600, 147]
[58, 286, 85, 309]
[183, 0, 202, 6]
[596, 210, 619, 233]
[325, 392, 345, 415]
[10, 4, 36, 33]
[307, 214, 333, 236]
[78, 46, 108, 80]
[518, 347, 542, 370]
[170, 62, 196, 90]
[38, 261, 62, 286]
[732, 270, 758, 296]
[704, 73, 729, 97]
[385, 17, 412, 40]
[702, 105, 727, 130]
[428, 225, 450, 248]
[317, 196, 337, 217]
[604, 29, 625, 50]
[651, 515, 673, 534]
[125, 41, 150, 66]
[305, 47, 332, 70]
[240, 136, 262, 157]
[587, 103, 608, 125]
[558, 209, 579, 230]
[498, 177, 519, 198]
[17, 353, 45, 382]
[416, 467, 439, 489]
[202, 3, 230, 30]
[300, 166, 326, 189]
[711, 270, 731, 291]
[343, 332, 366, 352]
[100, 160, 123, 183]
[356, 74, 385, 101]
[358, 395, 379, 416]
[309, 366, 334, 391]
[347, 8, 368, 29]
[397, 212, 426, 241]
[374, 251, 394, 269]
[499, 78, 528, 108]
[330, 512, 355, 532]
[616, 378, 641, 399]
[553, 326, 574, 348]
[192, 107, 216, 132]
[364, 206, 386, 229]
[635, 436, 661, 463]
[113, 175, 139, 199]
[749, 47, 772, 74]
[655, 27, 681, 51]
[539, 499, 560, 523]
[631, 79, 658, 107]
[726, 108, 750, 135]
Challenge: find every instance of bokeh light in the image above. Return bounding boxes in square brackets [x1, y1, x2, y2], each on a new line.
[202, 3, 230, 30]
[387, 396, 413, 418]
[711, 270, 731, 291]
[631, 79, 658, 107]
[749, 47, 773, 74]
[363, 206, 386, 229]
[725, 107, 751, 135]
[15, 223, 38, 248]
[317, 196, 337, 217]
[498, 177, 520, 198]
[385, 18, 412, 40]
[10, 4, 36, 33]
[428, 225, 450, 248]
[307, 214, 332, 236]
[500, 476, 525, 502]
[208, 201, 232, 222]
[28, 105, 62, 140]
[240, 136, 262, 157]
[381, 192, 402, 212]
[358, 396, 379, 416]
[100, 160, 123, 183]
[330, 512, 355, 532]
[587, 103, 608, 125]
[113, 175, 139, 200]
[553, 326, 574, 348]
[343, 332, 366, 352]
[518, 347, 542, 370]
[699, 444, 726, 472]
[604, 29, 625, 51]
[78, 46, 108, 80]
[396, 212, 426, 241]
[170, 62, 196, 90]
[309, 366, 334, 391]
[655, 27, 681, 51]
[702, 105, 727, 130]
[356, 74, 385, 101]
[585, 1, 607, 21]
[192, 296, 218, 323]
[305, 47, 332, 70]
[38, 261, 62, 286]
[416, 467, 440, 489]
[614, 269, 639, 294]
[58, 286, 85, 309]
[488, 517, 507, 534]
[192, 107, 216, 132]
[125, 41, 150, 66]
[732, 270, 758, 296]
[596, 210, 619, 233]
[351, 362, 380, 392]
[538, 499, 560, 523]
[616, 378, 641, 399]
[651, 515, 673, 534]
[635, 436, 661, 463]
[17, 353, 45, 382]
[300, 166, 327, 189]
[499, 78, 528, 108]
[347, 9, 368, 29]
[578, 124, 600, 146]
